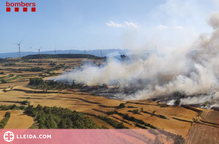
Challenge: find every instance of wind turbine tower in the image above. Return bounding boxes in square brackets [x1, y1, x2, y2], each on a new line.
[13, 40, 22, 58]
[36, 46, 43, 55]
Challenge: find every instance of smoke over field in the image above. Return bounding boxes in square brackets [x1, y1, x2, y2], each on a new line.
[53, 13, 219, 107]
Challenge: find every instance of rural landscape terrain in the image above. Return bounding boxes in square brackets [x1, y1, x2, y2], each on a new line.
[2, 0, 219, 143]
[0, 54, 218, 144]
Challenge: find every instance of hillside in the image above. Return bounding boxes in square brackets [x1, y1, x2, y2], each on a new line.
[0, 49, 128, 58]
[0, 56, 218, 144]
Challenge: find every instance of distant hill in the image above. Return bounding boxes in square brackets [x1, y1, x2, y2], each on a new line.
[0, 49, 128, 58]
[22, 54, 101, 59]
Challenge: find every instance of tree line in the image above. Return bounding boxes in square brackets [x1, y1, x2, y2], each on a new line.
[0, 112, 10, 128]
[29, 78, 82, 90]
[24, 104, 104, 129]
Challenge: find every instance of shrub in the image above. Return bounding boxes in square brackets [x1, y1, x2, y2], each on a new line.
[21, 100, 30, 105]
[118, 103, 125, 108]
[3, 62, 15, 66]
[141, 107, 143, 111]
[50, 62, 57, 66]
[0, 72, 5, 75]
[133, 109, 139, 114]
[5, 112, 10, 118]
[127, 106, 137, 108]
[30, 67, 44, 72]
[1, 79, 7, 83]
[9, 74, 14, 77]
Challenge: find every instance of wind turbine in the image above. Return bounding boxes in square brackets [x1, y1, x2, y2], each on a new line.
[36, 46, 43, 55]
[100, 50, 103, 57]
[13, 40, 22, 58]
[54, 48, 57, 54]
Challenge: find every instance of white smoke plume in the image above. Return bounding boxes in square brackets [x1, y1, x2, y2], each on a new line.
[53, 13, 219, 106]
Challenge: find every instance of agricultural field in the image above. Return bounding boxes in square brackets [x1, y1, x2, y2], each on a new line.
[0, 55, 218, 144]
[0, 111, 7, 121]
[4, 110, 33, 129]
[186, 124, 219, 144]
[201, 110, 219, 125]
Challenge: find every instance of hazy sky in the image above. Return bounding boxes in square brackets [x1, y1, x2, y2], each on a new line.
[0, 0, 219, 53]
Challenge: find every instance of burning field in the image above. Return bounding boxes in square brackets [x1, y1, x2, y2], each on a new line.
[52, 13, 219, 109]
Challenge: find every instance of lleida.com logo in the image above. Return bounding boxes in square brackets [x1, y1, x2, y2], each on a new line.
[3, 131, 15, 142]
[6, 1, 36, 12]
[3, 130, 52, 142]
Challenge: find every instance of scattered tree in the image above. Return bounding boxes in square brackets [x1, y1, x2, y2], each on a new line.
[141, 107, 143, 112]
[174, 99, 181, 106]
[118, 103, 125, 108]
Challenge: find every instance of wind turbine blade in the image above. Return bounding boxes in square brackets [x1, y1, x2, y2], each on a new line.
[12, 43, 18, 45]
[19, 39, 23, 44]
